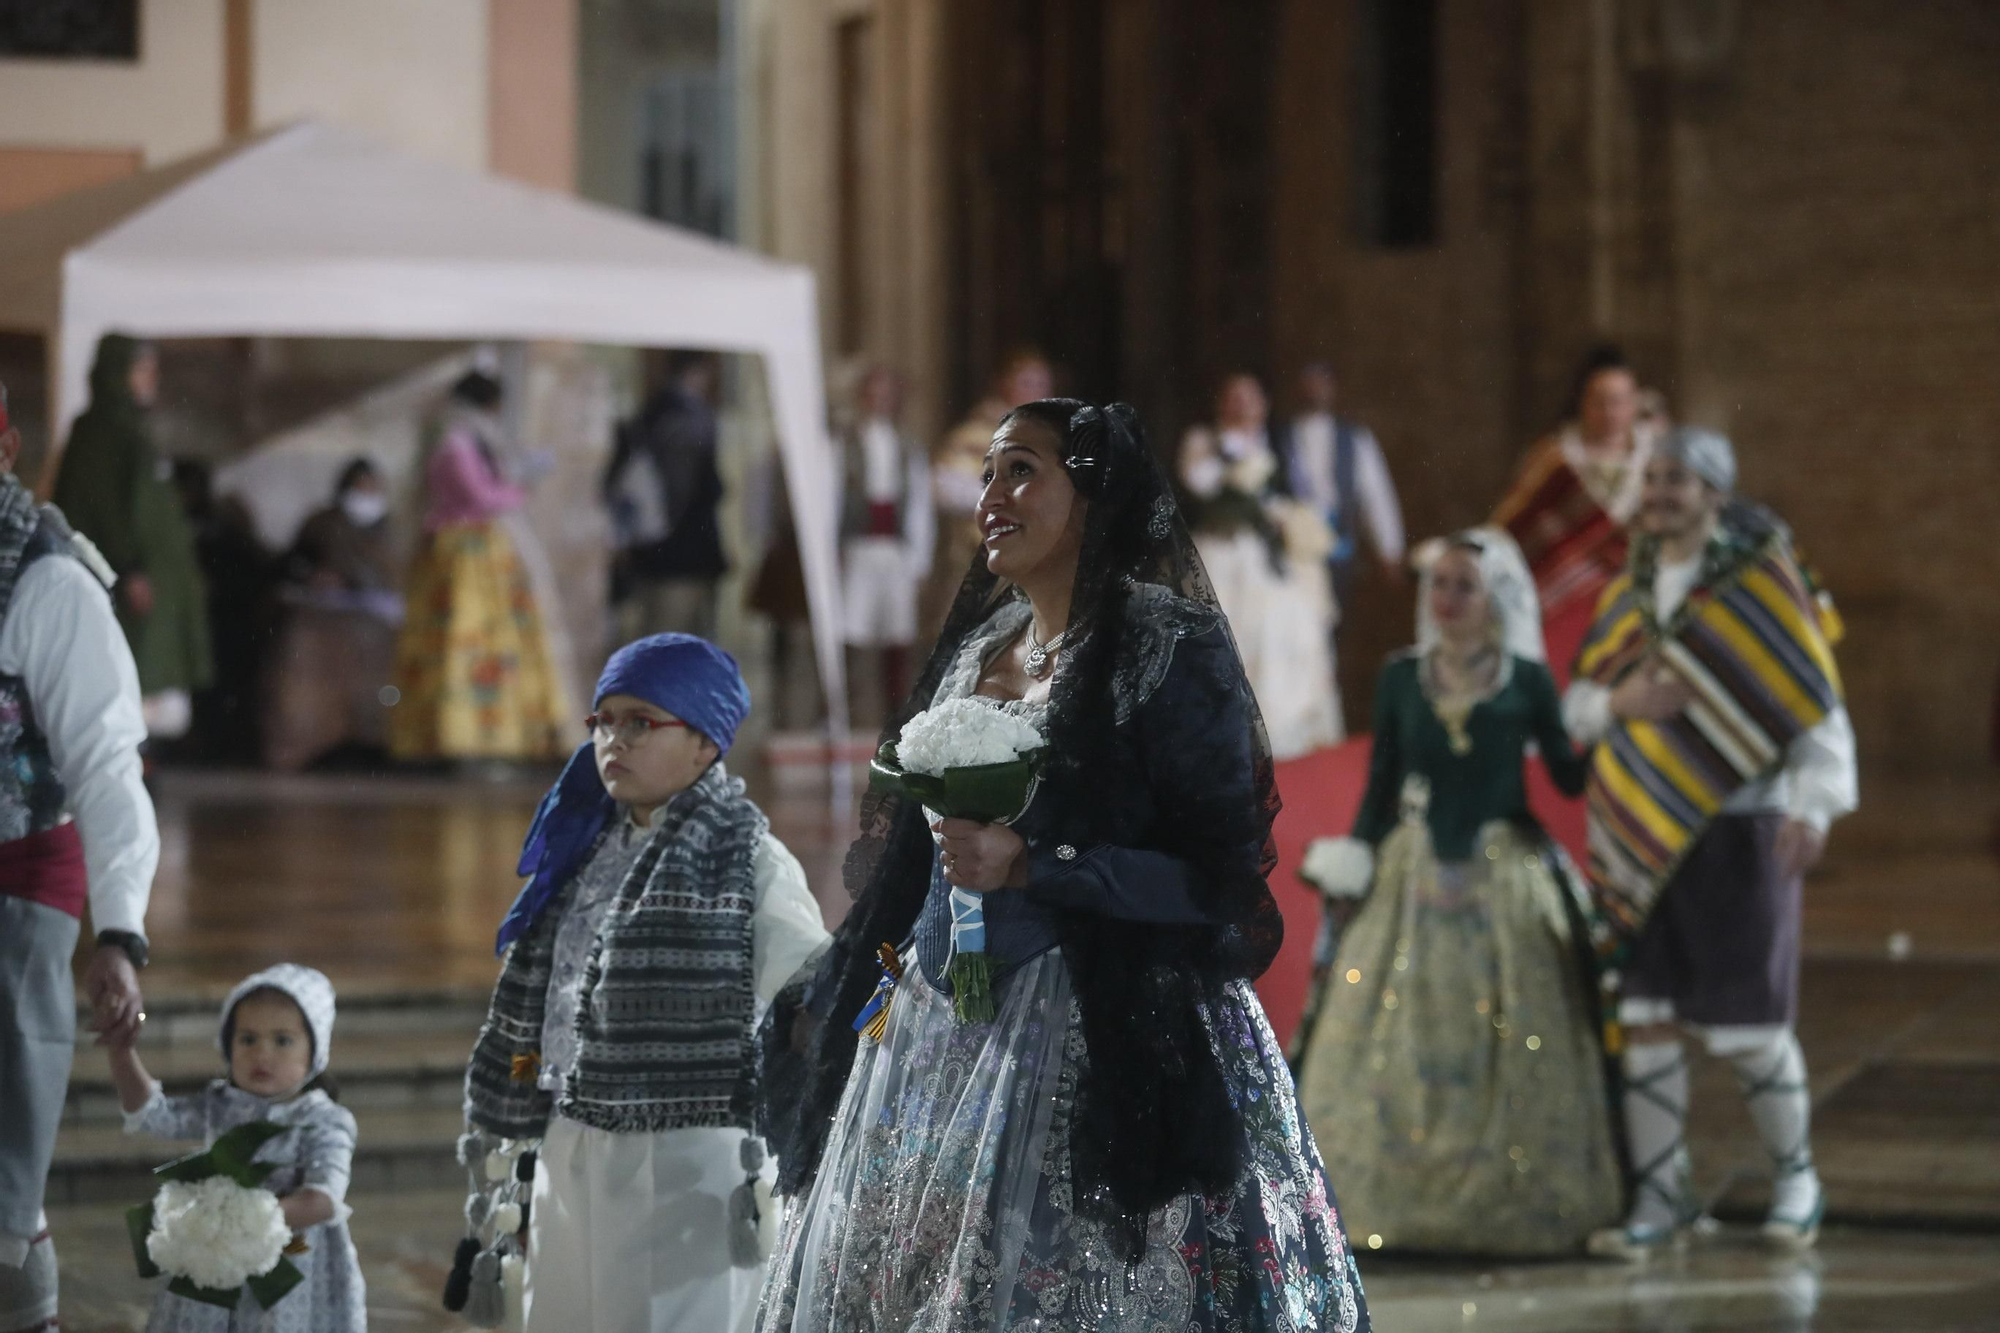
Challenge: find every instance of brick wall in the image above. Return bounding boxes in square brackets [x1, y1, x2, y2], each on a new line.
[1682, 0, 2000, 776]
[1271, 0, 2000, 774]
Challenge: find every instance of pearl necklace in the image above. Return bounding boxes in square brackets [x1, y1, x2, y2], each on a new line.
[1024, 623, 1071, 678]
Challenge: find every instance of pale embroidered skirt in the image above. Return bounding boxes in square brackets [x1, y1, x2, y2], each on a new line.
[1295, 820, 1623, 1255]
[757, 950, 1370, 1333]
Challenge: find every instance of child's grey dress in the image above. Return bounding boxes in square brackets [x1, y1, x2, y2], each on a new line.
[127, 1080, 367, 1333]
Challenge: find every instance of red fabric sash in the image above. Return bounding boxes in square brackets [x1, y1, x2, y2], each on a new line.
[0, 823, 88, 918]
[866, 501, 901, 537]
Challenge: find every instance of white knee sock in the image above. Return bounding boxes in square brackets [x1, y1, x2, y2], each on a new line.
[1726, 1030, 1819, 1217]
[1620, 1038, 1692, 1230]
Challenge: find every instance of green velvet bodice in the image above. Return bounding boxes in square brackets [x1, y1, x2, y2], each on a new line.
[1350, 652, 1588, 861]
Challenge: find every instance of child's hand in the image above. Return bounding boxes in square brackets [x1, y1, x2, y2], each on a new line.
[279, 1189, 336, 1233]
[103, 1023, 142, 1053]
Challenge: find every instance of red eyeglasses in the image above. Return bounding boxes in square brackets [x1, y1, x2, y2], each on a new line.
[585, 712, 690, 743]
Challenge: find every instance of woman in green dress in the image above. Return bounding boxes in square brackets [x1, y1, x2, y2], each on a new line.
[1293, 528, 1622, 1255]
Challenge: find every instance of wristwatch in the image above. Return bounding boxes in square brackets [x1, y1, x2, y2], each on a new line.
[96, 929, 150, 970]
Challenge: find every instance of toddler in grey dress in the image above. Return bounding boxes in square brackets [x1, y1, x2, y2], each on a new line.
[107, 964, 366, 1332]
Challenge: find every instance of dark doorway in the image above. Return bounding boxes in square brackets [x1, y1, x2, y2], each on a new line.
[943, 0, 1282, 440]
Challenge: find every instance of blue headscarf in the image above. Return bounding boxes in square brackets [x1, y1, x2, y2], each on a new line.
[495, 634, 751, 953]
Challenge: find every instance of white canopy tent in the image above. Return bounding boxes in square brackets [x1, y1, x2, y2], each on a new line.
[0, 120, 845, 738]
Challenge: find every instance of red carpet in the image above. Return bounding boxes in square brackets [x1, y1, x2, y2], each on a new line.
[1253, 738, 1589, 1046]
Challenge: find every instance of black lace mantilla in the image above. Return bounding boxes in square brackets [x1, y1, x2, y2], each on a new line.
[759, 401, 1284, 1263]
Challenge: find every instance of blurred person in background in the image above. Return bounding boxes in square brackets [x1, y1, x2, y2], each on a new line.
[838, 366, 933, 723]
[0, 380, 156, 1333]
[604, 350, 728, 642]
[1569, 428, 1855, 1261]
[53, 334, 212, 743]
[170, 460, 280, 767]
[263, 458, 404, 771]
[924, 348, 1054, 633]
[745, 451, 817, 732]
[1180, 371, 1343, 757]
[1282, 360, 1406, 611]
[390, 371, 568, 764]
[1491, 344, 1666, 685]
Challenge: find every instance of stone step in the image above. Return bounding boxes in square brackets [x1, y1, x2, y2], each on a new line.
[47, 1103, 474, 1210]
[76, 988, 490, 1051]
[63, 1026, 482, 1127]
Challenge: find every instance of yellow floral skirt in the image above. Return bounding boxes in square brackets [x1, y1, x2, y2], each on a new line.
[389, 522, 570, 762]
[1295, 820, 1623, 1256]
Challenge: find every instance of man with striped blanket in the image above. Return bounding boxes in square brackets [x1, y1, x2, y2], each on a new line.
[1563, 426, 1856, 1260]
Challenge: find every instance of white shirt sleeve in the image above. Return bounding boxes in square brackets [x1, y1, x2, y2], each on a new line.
[905, 452, 937, 575]
[1563, 679, 1616, 746]
[1352, 429, 1405, 564]
[1782, 705, 1859, 833]
[1179, 429, 1225, 498]
[751, 834, 829, 1003]
[0, 557, 158, 937]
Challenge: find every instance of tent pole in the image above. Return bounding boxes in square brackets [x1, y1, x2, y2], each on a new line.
[33, 330, 64, 499]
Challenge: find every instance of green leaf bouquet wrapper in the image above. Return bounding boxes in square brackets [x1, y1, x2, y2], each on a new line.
[869, 740, 1045, 1022]
[126, 1120, 307, 1310]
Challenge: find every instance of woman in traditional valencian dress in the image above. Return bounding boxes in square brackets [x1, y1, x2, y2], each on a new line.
[1292, 530, 1623, 1256]
[1492, 345, 1665, 684]
[1179, 373, 1343, 756]
[390, 371, 570, 762]
[757, 401, 1369, 1332]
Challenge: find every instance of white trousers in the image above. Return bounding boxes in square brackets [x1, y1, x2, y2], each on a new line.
[526, 1117, 771, 1333]
[840, 538, 920, 647]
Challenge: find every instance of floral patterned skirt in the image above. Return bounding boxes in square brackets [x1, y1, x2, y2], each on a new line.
[757, 950, 1369, 1333]
[1294, 820, 1624, 1256]
[388, 521, 570, 762]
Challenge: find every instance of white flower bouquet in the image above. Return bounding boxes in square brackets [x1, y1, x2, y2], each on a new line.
[126, 1121, 304, 1310]
[871, 698, 1047, 1022]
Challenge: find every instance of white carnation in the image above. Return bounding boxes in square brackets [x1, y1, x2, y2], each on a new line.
[146, 1176, 290, 1293]
[895, 698, 1045, 776]
[1299, 837, 1375, 899]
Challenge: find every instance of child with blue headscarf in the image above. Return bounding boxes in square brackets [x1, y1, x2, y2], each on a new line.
[463, 634, 828, 1333]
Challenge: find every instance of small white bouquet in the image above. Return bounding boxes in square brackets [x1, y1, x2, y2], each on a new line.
[870, 697, 1047, 1023]
[1299, 836, 1376, 900]
[127, 1121, 304, 1309]
[146, 1178, 289, 1292]
[892, 697, 1046, 779]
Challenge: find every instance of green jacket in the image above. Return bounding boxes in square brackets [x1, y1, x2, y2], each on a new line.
[52, 335, 211, 695]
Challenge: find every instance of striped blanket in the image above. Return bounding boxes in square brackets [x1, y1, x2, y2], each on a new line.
[1576, 526, 1843, 942]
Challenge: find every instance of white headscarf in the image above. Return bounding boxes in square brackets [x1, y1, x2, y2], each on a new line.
[1414, 527, 1546, 665]
[1657, 425, 1737, 493]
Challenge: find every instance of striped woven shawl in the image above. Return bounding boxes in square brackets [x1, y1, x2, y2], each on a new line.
[465, 762, 768, 1138]
[1576, 523, 1843, 943]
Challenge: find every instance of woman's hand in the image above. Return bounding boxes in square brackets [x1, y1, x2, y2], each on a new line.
[934, 817, 1028, 893]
